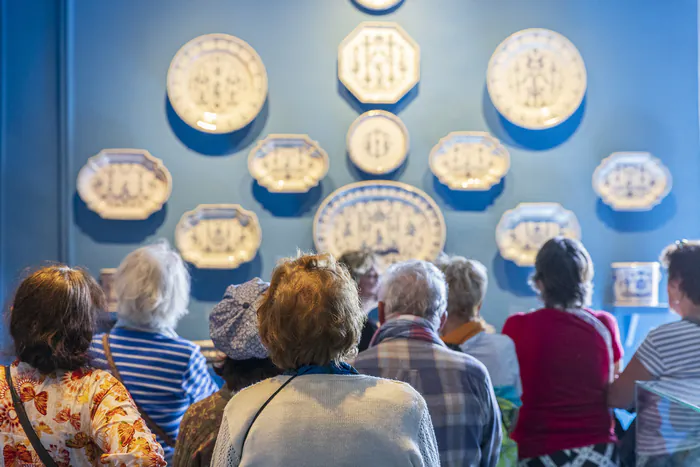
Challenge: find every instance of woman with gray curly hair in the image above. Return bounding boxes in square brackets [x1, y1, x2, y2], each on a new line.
[90, 241, 218, 463]
[211, 252, 440, 466]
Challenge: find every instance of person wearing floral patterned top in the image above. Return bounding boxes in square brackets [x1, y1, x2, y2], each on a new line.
[1, 265, 165, 466]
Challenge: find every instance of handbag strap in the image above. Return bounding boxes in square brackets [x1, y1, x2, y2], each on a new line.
[101, 334, 177, 447]
[5, 365, 58, 467]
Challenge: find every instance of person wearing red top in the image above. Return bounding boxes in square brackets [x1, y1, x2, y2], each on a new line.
[503, 237, 623, 467]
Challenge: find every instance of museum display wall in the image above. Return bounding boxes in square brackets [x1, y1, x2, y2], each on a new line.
[0, 0, 697, 354]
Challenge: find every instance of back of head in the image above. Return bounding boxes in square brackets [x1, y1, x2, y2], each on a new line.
[532, 237, 594, 309]
[441, 256, 488, 320]
[116, 240, 190, 330]
[10, 265, 105, 374]
[257, 252, 363, 370]
[379, 260, 447, 325]
[661, 240, 700, 306]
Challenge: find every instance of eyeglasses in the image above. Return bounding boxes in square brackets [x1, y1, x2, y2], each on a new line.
[675, 239, 689, 249]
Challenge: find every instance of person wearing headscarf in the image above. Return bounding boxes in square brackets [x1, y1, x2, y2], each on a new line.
[173, 278, 282, 467]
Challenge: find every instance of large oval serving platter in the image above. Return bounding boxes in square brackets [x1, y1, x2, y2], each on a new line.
[77, 149, 172, 220]
[248, 134, 329, 193]
[167, 33, 268, 134]
[313, 181, 446, 269]
[496, 202, 581, 267]
[487, 28, 587, 130]
[592, 152, 672, 211]
[175, 204, 262, 269]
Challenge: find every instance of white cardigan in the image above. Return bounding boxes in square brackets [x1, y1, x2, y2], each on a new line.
[211, 373, 440, 466]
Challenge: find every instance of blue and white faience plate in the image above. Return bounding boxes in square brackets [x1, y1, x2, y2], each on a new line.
[175, 204, 262, 269]
[611, 262, 661, 307]
[77, 149, 172, 220]
[592, 152, 672, 211]
[496, 202, 581, 267]
[248, 134, 329, 193]
[313, 181, 446, 269]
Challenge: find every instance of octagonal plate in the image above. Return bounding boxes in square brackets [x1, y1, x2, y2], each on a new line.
[593, 152, 672, 211]
[175, 204, 262, 269]
[338, 22, 420, 104]
[496, 202, 581, 267]
[429, 131, 510, 190]
[248, 134, 329, 193]
[77, 149, 172, 220]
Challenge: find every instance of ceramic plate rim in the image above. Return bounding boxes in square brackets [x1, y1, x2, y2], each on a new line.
[352, 0, 403, 12]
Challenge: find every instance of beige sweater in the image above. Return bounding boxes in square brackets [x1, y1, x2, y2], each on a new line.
[211, 374, 440, 466]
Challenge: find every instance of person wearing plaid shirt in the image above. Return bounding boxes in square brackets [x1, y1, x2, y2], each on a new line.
[355, 260, 502, 467]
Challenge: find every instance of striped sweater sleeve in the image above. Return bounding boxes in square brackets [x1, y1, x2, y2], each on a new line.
[184, 348, 219, 404]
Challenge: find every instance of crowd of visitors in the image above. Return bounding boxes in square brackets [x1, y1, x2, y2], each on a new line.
[1, 237, 699, 466]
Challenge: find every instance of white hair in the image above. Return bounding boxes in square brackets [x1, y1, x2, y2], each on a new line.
[379, 260, 448, 328]
[115, 240, 190, 329]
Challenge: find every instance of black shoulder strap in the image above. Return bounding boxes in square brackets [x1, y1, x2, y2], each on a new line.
[5, 365, 57, 467]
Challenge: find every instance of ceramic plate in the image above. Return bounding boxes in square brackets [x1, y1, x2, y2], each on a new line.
[339, 22, 420, 104]
[430, 132, 510, 190]
[352, 0, 403, 12]
[487, 28, 587, 130]
[99, 268, 118, 313]
[167, 33, 268, 134]
[612, 262, 661, 307]
[248, 134, 329, 193]
[496, 203, 581, 266]
[77, 149, 172, 220]
[347, 111, 408, 174]
[313, 181, 445, 270]
[593, 152, 672, 211]
[175, 204, 262, 269]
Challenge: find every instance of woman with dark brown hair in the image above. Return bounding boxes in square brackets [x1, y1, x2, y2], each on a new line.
[0, 266, 165, 466]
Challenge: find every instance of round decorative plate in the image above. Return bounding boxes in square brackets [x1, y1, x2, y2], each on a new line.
[175, 204, 262, 269]
[429, 131, 510, 190]
[352, 0, 403, 12]
[248, 134, 329, 193]
[313, 181, 446, 270]
[167, 33, 268, 134]
[77, 149, 172, 220]
[487, 28, 587, 130]
[496, 202, 581, 267]
[347, 111, 409, 175]
[592, 152, 672, 211]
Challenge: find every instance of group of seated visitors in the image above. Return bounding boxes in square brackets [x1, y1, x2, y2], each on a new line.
[1, 236, 699, 466]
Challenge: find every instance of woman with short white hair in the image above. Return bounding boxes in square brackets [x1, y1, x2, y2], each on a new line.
[90, 241, 218, 463]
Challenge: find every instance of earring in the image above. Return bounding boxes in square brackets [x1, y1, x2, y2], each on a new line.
[673, 299, 681, 305]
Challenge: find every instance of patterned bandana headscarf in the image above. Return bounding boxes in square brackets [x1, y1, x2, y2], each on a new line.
[209, 278, 270, 360]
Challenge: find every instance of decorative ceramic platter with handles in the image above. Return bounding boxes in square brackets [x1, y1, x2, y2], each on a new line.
[248, 134, 329, 193]
[612, 262, 661, 307]
[429, 131, 510, 190]
[487, 28, 587, 130]
[592, 152, 672, 211]
[77, 149, 172, 220]
[347, 110, 409, 175]
[352, 0, 403, 12]
[313, 181, 445, 270]
[496, 203, 581, 266]
[175, 204, 262, 269]
[167, 33, 268, 134]
[338, 22, 420, 104]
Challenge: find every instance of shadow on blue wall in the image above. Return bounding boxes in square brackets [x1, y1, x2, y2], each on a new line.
[482, 85, 586, 151]
[433, 175, 505, 211]
[73, 194, 166, 243]
[165, 95, 269, 156]
[190, 253, 263, 302]
[492, 253, 537, 297]
[350, 0, 404, 15]
[346, 153, 407, 181]
[595, 195, 677, 233]
[252, 181, 323, 217]
[337, 79, 418, 115]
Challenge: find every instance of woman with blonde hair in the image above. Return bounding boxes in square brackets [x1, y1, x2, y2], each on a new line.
[211, 253, 440, 466]
[1, 266, 165, 466]
[90, 241, 218, 463]
[338, 249, 381, 351]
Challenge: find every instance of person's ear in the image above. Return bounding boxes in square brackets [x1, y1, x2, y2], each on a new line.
[378, 301, 386, 324]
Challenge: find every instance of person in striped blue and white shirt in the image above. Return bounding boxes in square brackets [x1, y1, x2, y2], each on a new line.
[90, 241, 218, 463]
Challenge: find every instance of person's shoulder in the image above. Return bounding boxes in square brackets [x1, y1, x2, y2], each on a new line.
[353, 375, 429, 414]
[438, 346, 490, 377]
[353, 346, 381, 365]
[648, 319, 699, 339]
[588, 309, 619, 326]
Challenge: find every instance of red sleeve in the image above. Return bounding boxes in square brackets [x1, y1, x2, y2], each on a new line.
[595, 311, 624, 362]
[502, 315, 519, 341]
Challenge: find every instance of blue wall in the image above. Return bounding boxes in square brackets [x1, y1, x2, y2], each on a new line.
[1, 0, 697, 354]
